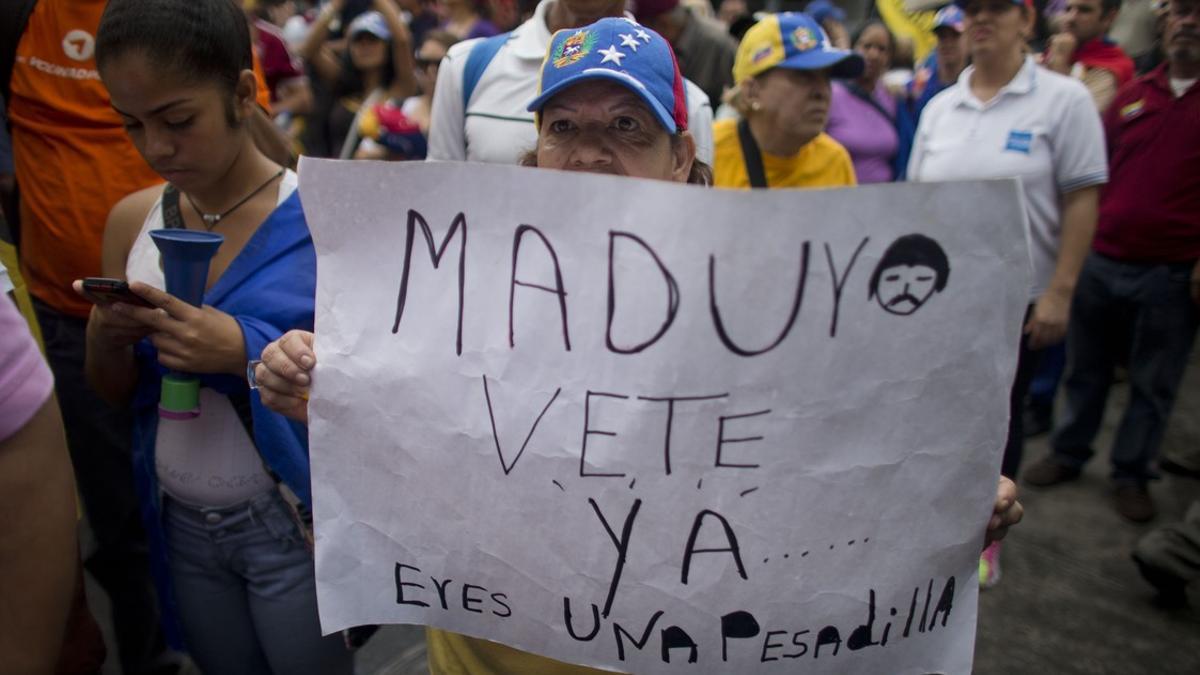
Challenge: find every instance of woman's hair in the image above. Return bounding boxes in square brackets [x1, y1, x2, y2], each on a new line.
[421, 30, 462, 54]
[518, 135, 714, 186]
[334, 33, 399, 100]
[724, 81, 754, 118]
[443, 0, 494, 20]
[96, 0, 252, 94]
[851, 20, 896, 59]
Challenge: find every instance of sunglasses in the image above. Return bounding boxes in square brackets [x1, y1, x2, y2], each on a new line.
[415, 57, 441, 70]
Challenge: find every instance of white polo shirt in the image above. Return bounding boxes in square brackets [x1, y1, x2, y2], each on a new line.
[426, 0, 714, 166]
[908, 56, 1108, 300]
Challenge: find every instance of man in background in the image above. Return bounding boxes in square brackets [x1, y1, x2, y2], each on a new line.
[1044, 0, 1136, 110]
[634, 0, 738, 108]
[1025, 0, 1200, 523]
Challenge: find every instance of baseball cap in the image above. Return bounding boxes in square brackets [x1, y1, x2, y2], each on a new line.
[632, 0, 680, 22]
[347, 11, 390, 41]
[733, 12, 864, 83]
[933, 5, 965, 32]
[804, 0, 847, 25]
[527, 18, 688, 133]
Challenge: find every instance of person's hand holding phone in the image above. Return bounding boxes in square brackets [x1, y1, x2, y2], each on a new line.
[74, 278, 157, 352]
[106, 282, 247, 377]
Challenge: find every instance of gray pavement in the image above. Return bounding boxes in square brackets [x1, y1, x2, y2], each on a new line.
[87, 355, 1200, 675]
[974, 351, 1200, 675]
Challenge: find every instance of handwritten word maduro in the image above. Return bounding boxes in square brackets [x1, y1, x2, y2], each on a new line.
[395, 561, 956, 667]
[391, 210, 951, 355]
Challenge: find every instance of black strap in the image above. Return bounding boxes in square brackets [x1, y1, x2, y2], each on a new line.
[736, 118, 769, 189]
[2, 0, 40, 249]
[843, 81, 896, 126]
[1, 0, 38, 103]
[161, 184, 186, 230]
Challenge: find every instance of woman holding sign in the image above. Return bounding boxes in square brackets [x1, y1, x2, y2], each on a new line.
[907, 0, 1106, 587]
[73, 1, 353, 673]
[254, 17, 1024, 674]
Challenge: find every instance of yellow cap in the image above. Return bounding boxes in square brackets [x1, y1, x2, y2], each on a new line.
[732, 12, 864, 84]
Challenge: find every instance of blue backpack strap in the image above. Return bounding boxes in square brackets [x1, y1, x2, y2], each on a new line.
[462, 32, 511, 110]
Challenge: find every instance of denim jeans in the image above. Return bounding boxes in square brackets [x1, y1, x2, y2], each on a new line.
[1003, 307, 1045, 479]
[163, 490, 353, 675]
[1052, 253, 1200, 483]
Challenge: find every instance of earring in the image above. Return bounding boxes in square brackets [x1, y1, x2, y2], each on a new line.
[750, 101, 762, 111]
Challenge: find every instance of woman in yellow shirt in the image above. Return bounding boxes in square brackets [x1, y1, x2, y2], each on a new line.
[713, 12, 862, 189]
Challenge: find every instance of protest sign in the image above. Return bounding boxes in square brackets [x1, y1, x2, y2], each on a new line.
[299, 159, 1030, 674]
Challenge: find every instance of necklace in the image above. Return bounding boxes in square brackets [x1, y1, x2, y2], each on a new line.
[185, 168, 285, 230]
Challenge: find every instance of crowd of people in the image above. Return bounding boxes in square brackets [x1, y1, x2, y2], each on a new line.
[0, 0, 1197, 672]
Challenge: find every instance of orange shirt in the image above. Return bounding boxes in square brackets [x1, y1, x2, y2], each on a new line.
[9, 0, 273, 317]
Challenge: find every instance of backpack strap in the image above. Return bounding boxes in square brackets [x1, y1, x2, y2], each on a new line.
[842, 81, 896, 126]
[161, 184, 186, 230]
[736, 118, 769, 189]
[0, 0, 37, 103]
[462, 32, 512, 110]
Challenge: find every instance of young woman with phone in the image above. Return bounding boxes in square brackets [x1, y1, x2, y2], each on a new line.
[73, 1, 352, 673]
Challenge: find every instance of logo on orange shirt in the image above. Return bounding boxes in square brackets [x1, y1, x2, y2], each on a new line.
[61, 30, 95, 62]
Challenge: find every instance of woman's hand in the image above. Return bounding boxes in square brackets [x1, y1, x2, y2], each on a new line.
[112, 282, 247, 376]
[985, 476, 1024, 548]
[73, 280, 155, 352]
[253, 330, 317, 423]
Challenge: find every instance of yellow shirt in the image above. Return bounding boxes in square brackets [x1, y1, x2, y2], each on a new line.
[427, 628, 615, 675]
[712, 119, 857, 190]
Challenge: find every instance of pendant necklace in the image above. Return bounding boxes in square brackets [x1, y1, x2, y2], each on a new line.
[185, 168, 285, 230]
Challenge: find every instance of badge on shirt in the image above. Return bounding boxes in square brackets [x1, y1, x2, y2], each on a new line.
[1004, 129, 1034, 154]
[1119, 99, 1145, 120]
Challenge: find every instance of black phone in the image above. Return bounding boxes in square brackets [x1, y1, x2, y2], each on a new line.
[81, 277, 155, 308]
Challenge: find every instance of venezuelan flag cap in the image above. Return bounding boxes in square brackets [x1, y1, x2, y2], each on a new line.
[527, 17, 688, 133]
[733, 12, 864, 84]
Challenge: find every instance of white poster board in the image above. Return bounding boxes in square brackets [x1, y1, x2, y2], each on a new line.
[299, 159, 1030, 674]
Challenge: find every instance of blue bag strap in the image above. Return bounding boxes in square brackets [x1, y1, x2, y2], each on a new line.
[462, 32, 511, 110]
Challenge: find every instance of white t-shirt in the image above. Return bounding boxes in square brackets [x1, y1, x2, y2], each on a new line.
[1171, 77, 1197, 98]
[908, 57, 1108, 300]
[426, 0, 714, 166]
[126, 172, 299, 508]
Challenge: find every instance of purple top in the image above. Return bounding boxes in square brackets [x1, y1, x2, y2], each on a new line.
[826, 80, 900, 184]
[0, 298, 54, 441]
[448, 18, 501, 40]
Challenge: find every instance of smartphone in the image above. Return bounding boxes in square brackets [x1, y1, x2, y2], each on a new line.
[81, 277, 155, 308]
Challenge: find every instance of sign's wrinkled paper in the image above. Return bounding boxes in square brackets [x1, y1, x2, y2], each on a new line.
[299, 159, 1029, 674]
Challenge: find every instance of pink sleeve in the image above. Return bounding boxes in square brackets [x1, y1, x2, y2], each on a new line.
[0, 298, 54, 441]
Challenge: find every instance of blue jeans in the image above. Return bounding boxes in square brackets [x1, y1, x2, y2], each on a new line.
[1051, 253, 1200, 484]
[163, 490, 353, 675]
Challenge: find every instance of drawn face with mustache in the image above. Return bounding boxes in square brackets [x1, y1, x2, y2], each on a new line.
[868, 234, 950, 317]
[873, 264, 940, 315]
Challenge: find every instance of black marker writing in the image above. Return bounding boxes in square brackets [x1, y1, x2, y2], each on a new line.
[709, 242, 810, 357]
[509, 225, 570, 351]
[393, 209, 466, 355]
[606, 231, 679, 354]
[824, 237, 868, 338]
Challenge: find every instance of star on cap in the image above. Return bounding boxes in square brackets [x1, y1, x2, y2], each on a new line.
[598, 45, 626, 66]
[619, 33, 640, 51]
[635, 28, 651, 43]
